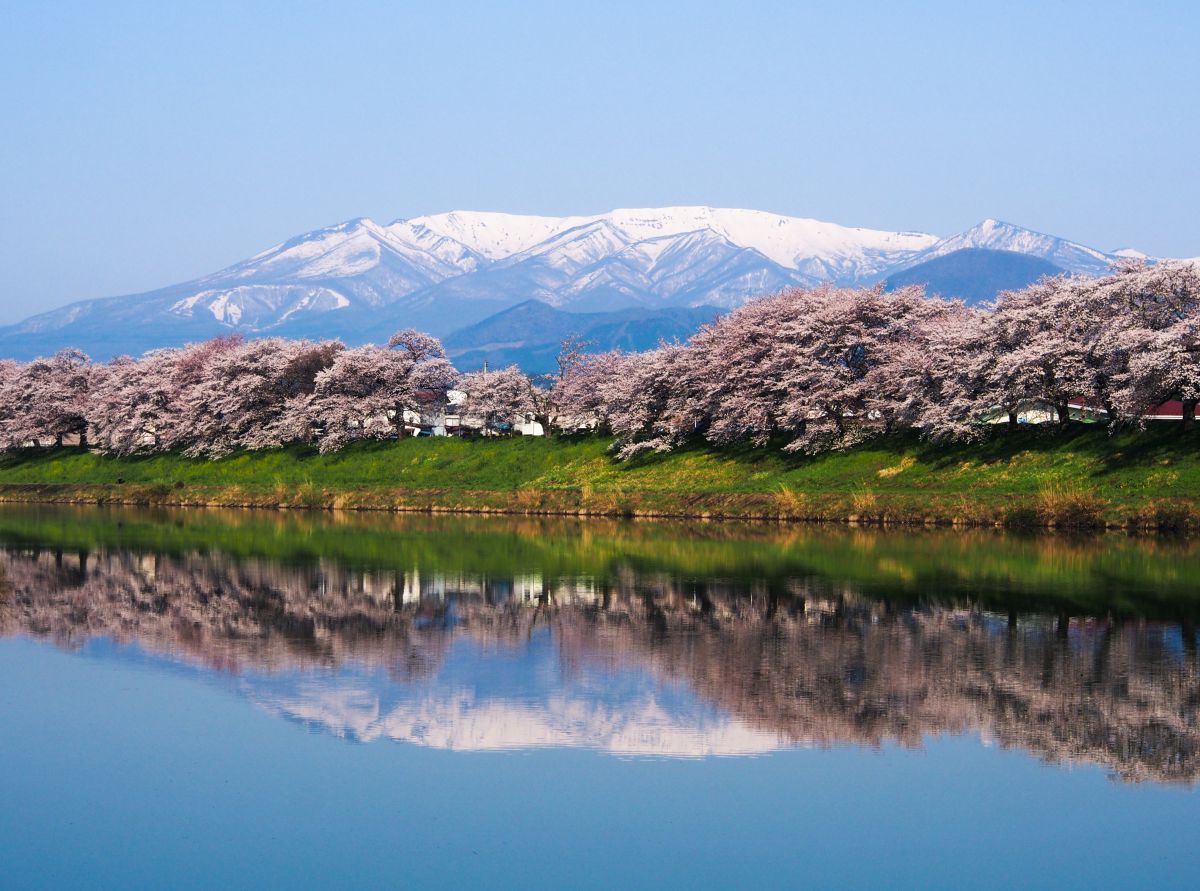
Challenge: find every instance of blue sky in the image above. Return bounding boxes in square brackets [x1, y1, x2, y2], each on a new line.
[1, 0, 1197, 323]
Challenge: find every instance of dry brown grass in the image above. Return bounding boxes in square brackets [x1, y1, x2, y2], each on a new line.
[850, 485, 880, 519]
[1035, 483, 1106, 528]
[775, 484, 809, 517]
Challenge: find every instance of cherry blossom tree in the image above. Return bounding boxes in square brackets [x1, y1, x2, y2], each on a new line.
[681, 285, 955, 453]
[553, 348, 628, 432]
[176, 339, 273, 456]
[976, 263, 1200, 430]
[1103, 262, 1200, 427]
[526, 335, 590, 432]
[406, 352, 459, 435]
[387, 328, 446, 363]
[379, 329, 457, 439]
[167, 337, 341, 456]
[0, 349, 93, 447]
[458, 365, 533, 434]
[162, 335, 246, 453]
[984, 272, 1131, 427]
[890, 300, 992, 440]
[88, 349, 181, 454]
[600, 345, 698, 458]
[306, 346, 398, 452]
[1117, 321, 1200, 428]
[0, 359, 23, 446]
[244, 340, 344, 450]
[305, 336, 457, 452]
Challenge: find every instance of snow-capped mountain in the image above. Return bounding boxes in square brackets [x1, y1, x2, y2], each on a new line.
[384, 206, 940, 317]
[0, 207, 1159, 361]
[893, 218, 1116, 277]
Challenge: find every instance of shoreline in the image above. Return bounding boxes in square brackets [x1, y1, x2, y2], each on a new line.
[0, 481, 1195, 533]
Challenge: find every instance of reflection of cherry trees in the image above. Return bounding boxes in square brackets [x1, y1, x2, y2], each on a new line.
[1, 545, 1197, 783]
[0, 548, 452, 681]
[555, 590, 1200, 783]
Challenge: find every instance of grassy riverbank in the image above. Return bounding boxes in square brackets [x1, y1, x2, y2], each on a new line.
[0, 427, 1196, 529]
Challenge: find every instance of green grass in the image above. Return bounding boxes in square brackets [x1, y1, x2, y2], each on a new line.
[0, 426, 1197, 528]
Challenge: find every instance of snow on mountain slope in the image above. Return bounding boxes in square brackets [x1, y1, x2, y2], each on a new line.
[605, 206, 937, 277]
[384, 219, 813, 317]
[473, 206, 938, 278]
[380, 207, 933, 317]
[900, 219, 1117, 277]
[393, 206, 936, 278]
[497, 218, 635, 275]
[170, 285, 352, 327]
[559, 228, 804, 308]
[393, 210, 590, 260]
[217, 217, 480, 287]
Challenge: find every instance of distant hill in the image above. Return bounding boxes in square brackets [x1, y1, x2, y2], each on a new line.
[444, 300, 721, 373]
[883, 248, 1063, 305]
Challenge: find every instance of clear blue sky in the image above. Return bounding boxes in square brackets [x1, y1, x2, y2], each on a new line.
[1, 0, 1197, 323]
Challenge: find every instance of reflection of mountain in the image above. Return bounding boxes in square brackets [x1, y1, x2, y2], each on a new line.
[246, 645, 784, 756]
[2, 544, 1198, 781]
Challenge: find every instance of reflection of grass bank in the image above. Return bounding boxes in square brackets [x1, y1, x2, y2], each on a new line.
[0, 505, 1199, 619]
[0, 427, 1198, 530]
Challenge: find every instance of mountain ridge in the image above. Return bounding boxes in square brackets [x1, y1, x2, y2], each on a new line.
[0, 207, 1169, 362]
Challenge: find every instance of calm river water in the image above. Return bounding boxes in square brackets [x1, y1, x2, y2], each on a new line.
[1, 505, 1198, 888]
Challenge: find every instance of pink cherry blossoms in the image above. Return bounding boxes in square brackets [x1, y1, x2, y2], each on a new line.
[552, 262, 1200, 456]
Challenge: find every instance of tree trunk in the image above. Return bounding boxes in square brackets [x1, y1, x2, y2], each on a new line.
[1007, 410, 1018, 427]
[1056, 611, 1071, 641]
[78, 429, 88, 449]
[1182, 400, 1197, 432]
[54, 432, 63, 448]
[1057, 402, 1072, 426]
[1182, 618, 1196, 663]
[1100, 395, 1117, 427]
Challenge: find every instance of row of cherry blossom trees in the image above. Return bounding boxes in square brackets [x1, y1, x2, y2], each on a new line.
[0, 262, 1194, 459]
[0, 329, 477, 455]
[552, 262, 1200, 457]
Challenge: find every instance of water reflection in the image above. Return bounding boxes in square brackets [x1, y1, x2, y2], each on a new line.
[1, 507, 1199, 782]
